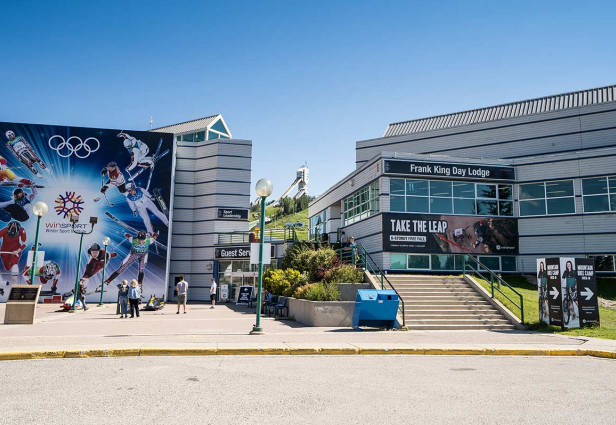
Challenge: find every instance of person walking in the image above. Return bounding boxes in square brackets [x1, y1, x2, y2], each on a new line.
[117, 280, 129, 318]
[209, 277, 217, 309]
[348, 236, 357, 268]
[176, 275, 188, 314]
[77, 280, 88, 311]
[128, 279, 141, 318]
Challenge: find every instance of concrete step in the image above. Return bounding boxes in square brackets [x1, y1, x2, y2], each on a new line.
[394, 284, 472, 289]
[397, 288, 476, 293]
[405, 301, 494, 308]
[388, 279, 467, 284]
[403, 295, 486, 301]
[405, 304, 497, 311]
[405, 313, 505, 320]
[406, 318, 512, 325]
[405, 324, 516, 330]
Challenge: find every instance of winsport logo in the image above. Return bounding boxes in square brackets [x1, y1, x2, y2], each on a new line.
[54, 191, 84, 219]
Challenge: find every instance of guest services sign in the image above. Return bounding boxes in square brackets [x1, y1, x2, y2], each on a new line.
[383, 159, 515, 181]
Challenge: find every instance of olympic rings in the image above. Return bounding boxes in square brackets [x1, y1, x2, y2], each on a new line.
[48, 135, 100, 159]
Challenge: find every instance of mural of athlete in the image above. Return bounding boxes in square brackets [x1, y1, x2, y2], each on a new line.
[94, 162, 127, 202]
[4, 131, 51, 178]
[0, 221, 27, 284]
[117, 132, 152, 173]
[79, 243, 117, 287]
[0, 187, 37, 222]
[105, 231, 155, 287]
[124, 182, 168, 234]
[23, 260, 61, 294]
[0, 156, 35, 187]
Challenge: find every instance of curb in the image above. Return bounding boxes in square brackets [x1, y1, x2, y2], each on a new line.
[0, 347, 615, 361]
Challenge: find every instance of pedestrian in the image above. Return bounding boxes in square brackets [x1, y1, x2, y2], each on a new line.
[128, 279, 141, 318]
[77, 279, 88, 311]
[210, 277, 217, 309]
[348, 236, 357, 267]
[176, 275, 188, 314]
[117, 280, 129, 318]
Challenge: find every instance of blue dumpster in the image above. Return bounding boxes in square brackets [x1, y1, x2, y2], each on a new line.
[352, 289, 399, 329]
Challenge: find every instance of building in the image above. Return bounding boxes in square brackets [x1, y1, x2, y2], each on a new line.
[153, 114, 256, 300]
[309, 84, 616, 274]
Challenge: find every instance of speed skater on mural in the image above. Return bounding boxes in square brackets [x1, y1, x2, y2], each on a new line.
[79, 242, 117, 287]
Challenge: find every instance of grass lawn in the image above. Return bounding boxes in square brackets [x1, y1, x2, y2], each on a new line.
[475, 275, 616, 340]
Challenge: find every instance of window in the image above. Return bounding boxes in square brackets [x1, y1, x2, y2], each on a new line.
[309, 211, 328, 241]
[588, 255, 615, 272]
[582, 176, 616, 213]
[342, 181, 379, 225]
[519, 180, 575, 216]
[390, 254, 407, 269]
[390, 254, 513, 271]
[408, 255, 430, 269]
[389, 178, 512, 216]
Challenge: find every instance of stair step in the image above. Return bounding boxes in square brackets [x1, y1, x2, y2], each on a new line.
[405, 301, 493, 307]
[405, 324, 516, 330]
[397, 289, 476, 294]
[406, 318, 512, 325]
[405, 313, 504, 320]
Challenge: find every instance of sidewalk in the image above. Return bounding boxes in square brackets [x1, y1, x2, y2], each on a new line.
[1, 303, 615, 360]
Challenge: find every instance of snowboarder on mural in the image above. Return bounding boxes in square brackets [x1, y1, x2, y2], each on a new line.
[4, 130, 51, 178]
[0, 187, 37, 222]
[0, 221, 27, 285]
[105, 231, 155, 288]
[23, 260, 61, 294]
[117, 132, 152, 173]
[79, 243, 117, 287]
[124, 182, 168, 234]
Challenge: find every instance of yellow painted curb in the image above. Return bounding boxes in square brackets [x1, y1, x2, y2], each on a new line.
[140, 348, 218, 356]
[288, 347, 320, 355]
[318, 347, 359, 355]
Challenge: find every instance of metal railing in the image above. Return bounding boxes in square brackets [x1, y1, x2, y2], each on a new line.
[218, 227, 299, 245]
[462, 254, 525, 324]
[338, 243, 406, 327]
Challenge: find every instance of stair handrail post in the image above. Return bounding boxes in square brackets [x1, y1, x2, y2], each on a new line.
[490, 273, 495, 298]
[462, 254, 467, 277]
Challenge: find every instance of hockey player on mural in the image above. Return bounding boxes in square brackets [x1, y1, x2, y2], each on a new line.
[94, 162, 127, 205]
[124, 182, 168, 234]
[0, 187, 37, 222]
[0, 221, 27, 285]
[79, 243, 117, 288]
[4, 131, 51, 178]
[105, 231, 155, 288]
[117, 132, 152, 173]
[23, 259, 61, 294]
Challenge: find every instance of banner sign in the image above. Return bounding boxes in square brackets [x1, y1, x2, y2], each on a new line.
[383, 159, 515, 181]
[382, 212, 518, 254]
[0, 122, 174, 303]
[236, 286, 253, 305]
[215, 244, 275, 260]
[217, 208, 248, 220]
[536, 257, 599, 329]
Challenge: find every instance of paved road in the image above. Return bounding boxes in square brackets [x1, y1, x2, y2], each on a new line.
[1, 355, 615, 424]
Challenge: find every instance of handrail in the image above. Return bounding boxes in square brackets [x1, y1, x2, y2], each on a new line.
[462, 254, 524, 324]
[338, 243, 406, 327]
[217, 228, 299, 245]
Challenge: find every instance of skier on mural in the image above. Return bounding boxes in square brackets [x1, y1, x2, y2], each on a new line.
[105, 231, 155, 288]
[4, 131, 51, 178]
[79, 243, 117, 288]
[0, 221, 27, 285]
[94, 162, 127, 202]
[124, 182, 168, 234]
[23, 260, 61, 294]
[117, 132, 152, 174]
[0, 156, 37, 187]
[0, 187, 37, 222]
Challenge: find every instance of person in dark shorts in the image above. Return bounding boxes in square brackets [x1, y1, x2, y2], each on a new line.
[209, 277, 217, 309]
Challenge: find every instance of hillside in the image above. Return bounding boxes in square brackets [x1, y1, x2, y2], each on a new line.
[250, 206, 309, 241]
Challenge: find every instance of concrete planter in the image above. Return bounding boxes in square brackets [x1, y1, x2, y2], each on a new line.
[287, 298, 355, 327]
[336, 283, 372, 301]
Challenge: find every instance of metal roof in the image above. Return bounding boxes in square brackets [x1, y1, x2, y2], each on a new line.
[384, 84, 616, 138]
[151, 114, 223, 135]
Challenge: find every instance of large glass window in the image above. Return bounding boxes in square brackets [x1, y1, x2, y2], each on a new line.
[589, 255, 615, 272]
[342, 181, 379, 225]
[583, 176, 616, 213]
[391, 254, 514, 271]
[390, 178, 512, 217]
[519, 180, 575, 216]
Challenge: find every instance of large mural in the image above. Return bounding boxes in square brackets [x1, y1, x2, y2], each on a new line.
[0, 122, 174, 303]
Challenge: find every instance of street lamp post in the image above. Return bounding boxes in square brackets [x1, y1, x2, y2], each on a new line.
[30, 202, 48, 285]
[97, 236, 111, 306]
[251, 178, 273, 335]
[70, 215, 98, 312]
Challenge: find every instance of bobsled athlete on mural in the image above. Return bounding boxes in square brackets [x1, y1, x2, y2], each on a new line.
[4, 131, 51, 178]
[124, 182, 169, 234]
[0, 187, 37, 222]
[79, 242, 117, 289]
[23, 259, 61, 294]
[93, 162, 126, 206]
[118, 132, 153, 173]
[0, 221, 27, 285]
[105, 231, 156, 289]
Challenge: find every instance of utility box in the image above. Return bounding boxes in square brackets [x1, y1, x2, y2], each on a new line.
[352, 289, 399, 329]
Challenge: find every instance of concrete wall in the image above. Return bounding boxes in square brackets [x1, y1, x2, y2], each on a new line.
[288, 298, 355, 327]
[337, 283, 372, 301]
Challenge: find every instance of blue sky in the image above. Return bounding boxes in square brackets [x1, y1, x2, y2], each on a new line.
[2, 0, 616, 200]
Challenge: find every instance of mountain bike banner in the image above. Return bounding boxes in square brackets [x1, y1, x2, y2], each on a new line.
[537, 257, 599, 329]
[0, 122, 174, 304]
[382, 213, 518, 254]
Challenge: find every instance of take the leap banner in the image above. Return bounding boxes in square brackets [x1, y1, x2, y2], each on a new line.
[382, 212, 518, 254]
[536, 257, 599, 329]
[0, 121, 174, 303]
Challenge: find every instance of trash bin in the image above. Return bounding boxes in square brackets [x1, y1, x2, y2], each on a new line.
[352, 289, 399, 329]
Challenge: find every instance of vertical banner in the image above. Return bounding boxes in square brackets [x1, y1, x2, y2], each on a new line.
[573, 258, 600, 328]
[536, 258, 549, 325]
[545, 257, 563, 327]
[559, 257, 579, 329]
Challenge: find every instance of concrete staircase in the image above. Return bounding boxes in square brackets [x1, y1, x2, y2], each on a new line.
[387, 275, 515, 330]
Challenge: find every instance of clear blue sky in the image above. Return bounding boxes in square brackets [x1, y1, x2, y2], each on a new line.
[2, 0, 615, 200]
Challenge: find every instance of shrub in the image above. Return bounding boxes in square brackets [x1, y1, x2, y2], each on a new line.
[281, 245, 313, 274]
[307, 247, 337, 282]
[303, 282, 341, 301]
[324, 264, 364, 284]
[263, 268, 304, 295]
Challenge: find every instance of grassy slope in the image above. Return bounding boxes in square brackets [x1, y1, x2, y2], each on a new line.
[476, 275, 616, 340]
[250, 207, 309, 241]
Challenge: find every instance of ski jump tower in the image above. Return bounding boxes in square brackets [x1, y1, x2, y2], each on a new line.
[253, 164, 309, 207]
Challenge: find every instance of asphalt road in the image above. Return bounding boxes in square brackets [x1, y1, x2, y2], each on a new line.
[1, 355, 615, 424]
